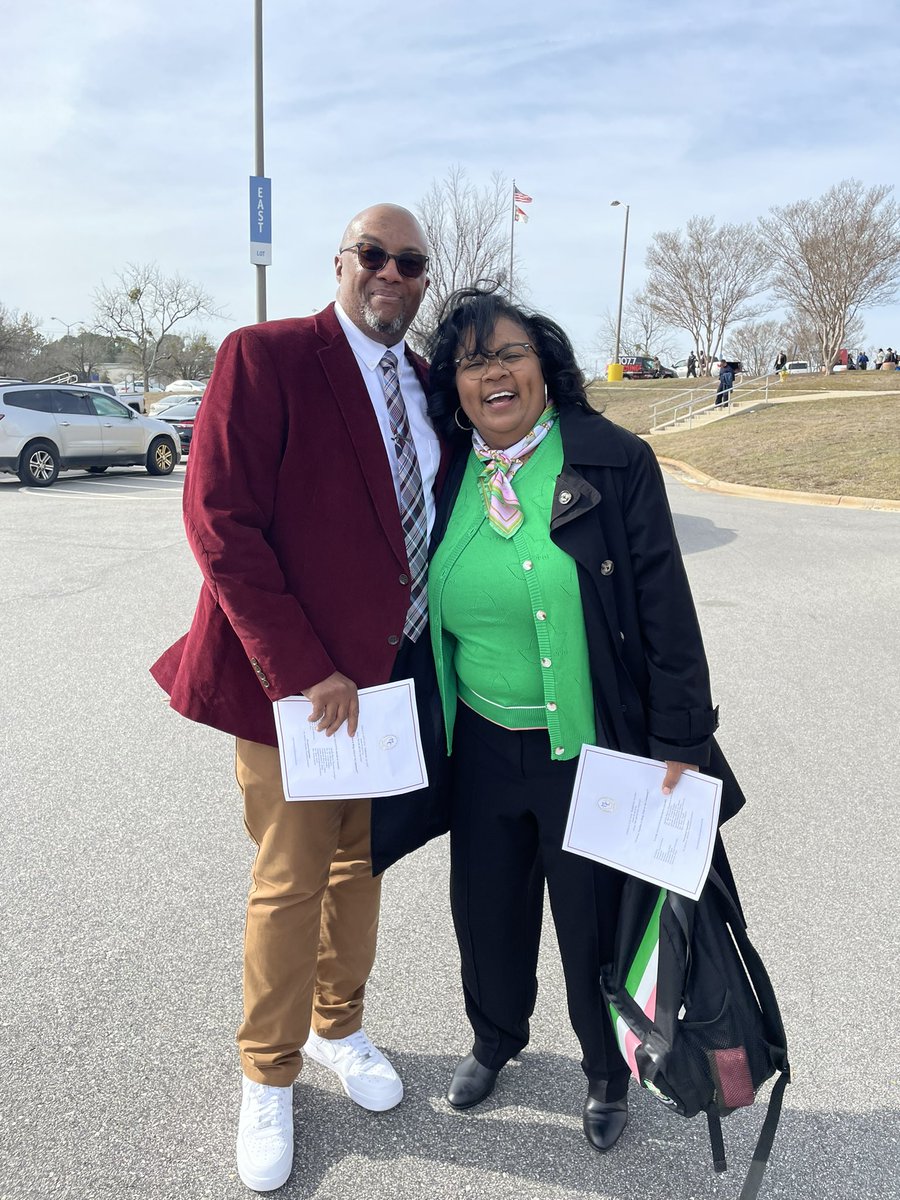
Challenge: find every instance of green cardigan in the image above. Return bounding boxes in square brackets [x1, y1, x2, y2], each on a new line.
[429, 422, 596, 760]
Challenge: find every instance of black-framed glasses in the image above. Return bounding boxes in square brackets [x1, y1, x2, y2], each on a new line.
[339, 242, 430, 279]
[454, 343, 534, 376]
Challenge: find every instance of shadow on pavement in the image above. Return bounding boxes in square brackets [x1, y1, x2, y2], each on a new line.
[673, 512, 738, 555]
[270, 1049, 898, 1200]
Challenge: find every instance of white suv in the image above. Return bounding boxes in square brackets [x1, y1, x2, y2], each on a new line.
[0, 384, 181, 486]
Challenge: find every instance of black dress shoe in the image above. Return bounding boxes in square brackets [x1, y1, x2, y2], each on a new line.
[447, 1053, 499, 1109]
[582, 1096, 628, 1152]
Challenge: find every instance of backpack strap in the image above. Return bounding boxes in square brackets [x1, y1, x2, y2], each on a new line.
[706, 1109, 727, 1173]
[738, 1069, 789, 1200]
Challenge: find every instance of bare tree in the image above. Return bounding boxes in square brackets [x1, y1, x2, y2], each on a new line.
[644, 216, 771, 372]
[0, 304, 45, 378]
[728, 318, 786, 377]
[411, 167, 513, 350]
[93, 264, 221, 391]
[37, 329, 116, 382]
[777, 309, 865, 371]
[760, 179, 900, 373]
[596, 290, 677, 364]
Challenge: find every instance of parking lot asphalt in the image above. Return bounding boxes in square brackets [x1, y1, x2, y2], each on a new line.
[1, 463, 898, 1200]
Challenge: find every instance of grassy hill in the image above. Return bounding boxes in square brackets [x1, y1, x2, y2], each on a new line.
[588, 373, 900, 500]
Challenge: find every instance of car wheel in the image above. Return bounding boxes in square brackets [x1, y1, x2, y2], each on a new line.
[87, 466, 109, 474]
[18, 440, 60, 487]
[146, 436, 176, 475]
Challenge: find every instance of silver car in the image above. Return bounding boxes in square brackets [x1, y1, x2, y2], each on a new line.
[0, 384, 181, 486]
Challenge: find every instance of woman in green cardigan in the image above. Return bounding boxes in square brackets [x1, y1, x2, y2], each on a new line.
[425, 288, 726, 1154]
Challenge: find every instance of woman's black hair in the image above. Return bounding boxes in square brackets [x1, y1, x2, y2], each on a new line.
[424, 285, 597, 444]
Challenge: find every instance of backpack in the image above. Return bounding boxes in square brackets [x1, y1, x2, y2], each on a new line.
[601, 856, 790, 1199]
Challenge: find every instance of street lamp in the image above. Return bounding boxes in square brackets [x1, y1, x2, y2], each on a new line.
[610, 200, 630, 368]
[51, 316, 82, 339]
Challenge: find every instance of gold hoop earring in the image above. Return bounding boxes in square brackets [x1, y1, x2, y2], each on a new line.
[454, 407, 474, 431]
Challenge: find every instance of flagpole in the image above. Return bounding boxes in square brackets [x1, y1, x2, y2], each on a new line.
[509, 179, 517, 299]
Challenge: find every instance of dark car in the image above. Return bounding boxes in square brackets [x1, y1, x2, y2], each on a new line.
[158, 399, 201, 453]
[621, 355, 671, 380]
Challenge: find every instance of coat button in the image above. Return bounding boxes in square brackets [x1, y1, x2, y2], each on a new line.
[535, 610, 547, 621]
[558, 490, 573, 505]
[399, 573, 409, 585]
[540, 657, 552, 668]
[546, 702, 558, 712]
[600, 559, 614, 576]
[387, 634, 400, 645]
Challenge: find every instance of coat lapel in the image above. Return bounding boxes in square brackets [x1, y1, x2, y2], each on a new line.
[316, 310, 408, 567]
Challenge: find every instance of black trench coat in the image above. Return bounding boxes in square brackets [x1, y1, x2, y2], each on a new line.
[370, 404, 745, 874]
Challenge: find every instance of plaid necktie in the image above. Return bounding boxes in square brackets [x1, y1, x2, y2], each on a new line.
[378, 351, 428, 641]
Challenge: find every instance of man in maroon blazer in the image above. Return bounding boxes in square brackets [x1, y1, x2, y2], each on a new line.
[151, 204, 444, 1192]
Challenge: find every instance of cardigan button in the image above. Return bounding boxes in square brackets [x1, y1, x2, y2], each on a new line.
[554, 747, 565, 756]
[535, 610, 547, 621]
[600, 559, 614, 576]
[546, 702, 558, 712]
[540, 657, 552, 668]
[522, 560, 533, 571]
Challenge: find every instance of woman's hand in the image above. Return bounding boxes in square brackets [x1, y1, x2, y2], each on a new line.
[661, 761, 699, 795]
[302, 671, 360, 736]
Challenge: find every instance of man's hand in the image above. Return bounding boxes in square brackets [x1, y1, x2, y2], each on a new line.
[302, 671, 360, 737]
[661, 761, 699, 795]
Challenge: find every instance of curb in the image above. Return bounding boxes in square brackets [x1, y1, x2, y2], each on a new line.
[655, 456, 900, 512]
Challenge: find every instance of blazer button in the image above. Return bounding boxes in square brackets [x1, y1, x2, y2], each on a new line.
[387, 634, 400, 645]
[399, 573, 410, 585]
[600, 559, 614, 576]
[558, 490, 573, 505]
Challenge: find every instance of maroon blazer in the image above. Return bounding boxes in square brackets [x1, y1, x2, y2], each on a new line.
[151, 303, 443, 746]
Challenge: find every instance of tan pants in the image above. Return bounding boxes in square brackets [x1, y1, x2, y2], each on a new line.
[235, 737, 383, 1086]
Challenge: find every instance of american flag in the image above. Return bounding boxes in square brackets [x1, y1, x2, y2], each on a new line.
[514, 206, 529, 223]
[514, 189, 533, 204]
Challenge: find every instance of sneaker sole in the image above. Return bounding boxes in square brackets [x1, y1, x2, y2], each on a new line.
[303, 1041, 404, 1112]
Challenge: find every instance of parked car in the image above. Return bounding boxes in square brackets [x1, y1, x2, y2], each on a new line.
[620, 355, 669, 380]
[82, 382, 143, 412]
[157, 398, 201, 453]
[165, 379, 206, 394]
[0, 384, 180, 486]
[147, 392, 203, 417]
[784, 360, 811, 374]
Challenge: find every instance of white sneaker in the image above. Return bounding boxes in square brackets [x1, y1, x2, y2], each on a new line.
[303, 1029, 403, 1111]
[236, 1077, 294, 1192]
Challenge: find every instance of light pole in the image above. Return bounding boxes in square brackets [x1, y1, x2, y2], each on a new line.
[610, 200, 630, 369]
[51, 317, 81, 339]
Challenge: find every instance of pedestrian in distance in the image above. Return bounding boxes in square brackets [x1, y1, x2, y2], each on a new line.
[715, 361, 735, 406]
[875, 348, 885, 369]
[857, 351, 869, 370]
[774, 351, 787, 373]
[151, 203, 447, 1193]
[380, 286, 744, 1156]
[686, 351, 697, 378]
[699, 349, 709, 375]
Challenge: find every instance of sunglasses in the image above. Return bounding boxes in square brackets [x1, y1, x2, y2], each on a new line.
[339, 241, 430, 279]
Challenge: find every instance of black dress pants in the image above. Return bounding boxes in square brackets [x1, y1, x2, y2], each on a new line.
[449, 704, 630, 1102]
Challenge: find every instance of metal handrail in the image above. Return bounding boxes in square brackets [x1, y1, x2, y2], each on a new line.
[38, 371, 79, 385]
[651, 373, 772, 432]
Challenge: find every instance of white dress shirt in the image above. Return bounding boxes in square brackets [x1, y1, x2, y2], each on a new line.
[334, 301, 440, 538]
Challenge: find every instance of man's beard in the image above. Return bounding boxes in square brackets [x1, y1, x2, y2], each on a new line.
[361, 300, 406, 337]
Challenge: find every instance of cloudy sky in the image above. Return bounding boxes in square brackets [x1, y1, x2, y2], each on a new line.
[2, 0, 899, 367]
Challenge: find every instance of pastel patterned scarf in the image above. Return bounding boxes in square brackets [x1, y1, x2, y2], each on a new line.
[472, 405, 557, 538]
